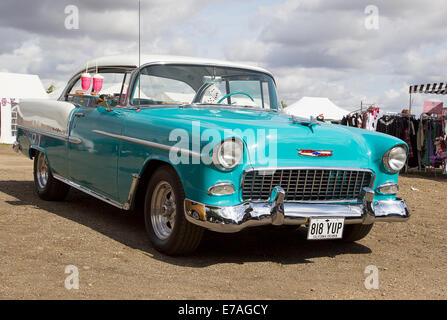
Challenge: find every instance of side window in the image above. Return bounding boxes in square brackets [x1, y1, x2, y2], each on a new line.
[66, 72, 129, 107]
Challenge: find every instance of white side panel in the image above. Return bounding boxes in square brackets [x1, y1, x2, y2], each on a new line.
[17, 99, 76, 135]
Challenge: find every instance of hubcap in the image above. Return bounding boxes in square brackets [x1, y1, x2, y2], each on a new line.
[151, 181, 176, 240]
[36, 153, 49, 189]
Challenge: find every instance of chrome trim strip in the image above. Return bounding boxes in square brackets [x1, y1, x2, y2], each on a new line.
[18, 125, 68, 142]
[92, 130, 201, 158]
[18, 125, 82, 144]
[53, 174, 127, 210]
[68, 137, 82, 144]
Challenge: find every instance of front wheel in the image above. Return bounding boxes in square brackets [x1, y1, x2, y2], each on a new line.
[144, 166, 204, 255]
[33, 151, 70, 201]
[342, 223, 374, 242]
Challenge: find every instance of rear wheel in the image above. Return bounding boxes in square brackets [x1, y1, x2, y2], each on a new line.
[144, 165, 204, 255]
[342, 223, 374, 242]
[33, 151, 70, 201]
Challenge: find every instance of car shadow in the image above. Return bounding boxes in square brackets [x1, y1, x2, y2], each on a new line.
[0, 180, 372, 267]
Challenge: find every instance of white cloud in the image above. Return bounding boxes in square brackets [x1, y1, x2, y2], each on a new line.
[1, 0, 447, 115]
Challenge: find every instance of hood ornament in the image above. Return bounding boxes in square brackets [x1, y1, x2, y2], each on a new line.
[291, 115, 320, 132]
[298, 149, 333, 157]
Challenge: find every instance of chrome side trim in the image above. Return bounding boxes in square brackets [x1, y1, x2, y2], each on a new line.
[68, 137, 82, 144]
[18, 125, 69, 142]
[18, 125, 82, 145]
[53, 174, 127, 210]
[92, 130, 201, 158]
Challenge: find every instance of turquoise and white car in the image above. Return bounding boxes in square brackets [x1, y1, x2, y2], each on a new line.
[14, 55, 410, 255]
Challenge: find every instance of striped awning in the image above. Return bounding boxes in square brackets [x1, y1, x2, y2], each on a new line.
[409, 83, 447, 94]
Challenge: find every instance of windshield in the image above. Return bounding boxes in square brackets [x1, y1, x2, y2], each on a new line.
[131, 64, 279, 110]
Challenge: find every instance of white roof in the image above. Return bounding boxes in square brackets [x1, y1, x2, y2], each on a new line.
[79, 54, 273, 77]
[0, 72, 48, 99]
[284, 97, 349, 120]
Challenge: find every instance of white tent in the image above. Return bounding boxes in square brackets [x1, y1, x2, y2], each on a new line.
[0, 72, 48, 144]
[284, 96, 349, 121]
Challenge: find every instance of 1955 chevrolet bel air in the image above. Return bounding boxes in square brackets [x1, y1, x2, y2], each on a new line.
[13, 55, 410, 255]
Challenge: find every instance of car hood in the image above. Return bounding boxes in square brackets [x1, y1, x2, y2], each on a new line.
[137, 106, 404, 168]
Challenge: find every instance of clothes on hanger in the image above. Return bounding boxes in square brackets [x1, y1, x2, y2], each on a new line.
[375, 113, 419, 167]
[341, 107, 380, 131]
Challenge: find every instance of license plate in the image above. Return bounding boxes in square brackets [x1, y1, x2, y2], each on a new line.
[307, 218, 345, 240]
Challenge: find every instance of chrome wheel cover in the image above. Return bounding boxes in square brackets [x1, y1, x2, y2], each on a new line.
[150, 181, 176, 240]
[36, 153, 49, 189]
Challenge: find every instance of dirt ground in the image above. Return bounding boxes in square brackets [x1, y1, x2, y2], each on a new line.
[0, 144, 446, 300]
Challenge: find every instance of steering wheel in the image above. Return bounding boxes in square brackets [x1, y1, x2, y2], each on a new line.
[217, 91, 254, 104]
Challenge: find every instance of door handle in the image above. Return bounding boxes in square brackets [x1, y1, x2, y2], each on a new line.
[75, 112, 85, 118]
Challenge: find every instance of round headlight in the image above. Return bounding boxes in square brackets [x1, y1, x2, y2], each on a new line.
[212, 138, 243, 170]
[383, 145, 407, 173]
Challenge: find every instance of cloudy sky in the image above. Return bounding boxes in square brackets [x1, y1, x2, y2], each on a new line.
[1, 0, 447, 114]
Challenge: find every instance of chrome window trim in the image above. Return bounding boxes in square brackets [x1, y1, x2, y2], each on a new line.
[92, 130, 202, 158]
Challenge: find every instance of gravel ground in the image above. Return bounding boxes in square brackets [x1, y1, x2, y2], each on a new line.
[0, 145, 446, 299]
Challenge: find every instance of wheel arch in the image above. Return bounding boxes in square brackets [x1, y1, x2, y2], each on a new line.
[133, 159, 182, 213]
[29, 146, 56, 173]
[29, 145, 46, 159]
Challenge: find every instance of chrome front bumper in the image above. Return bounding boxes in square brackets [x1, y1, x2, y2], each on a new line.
[184, 187, 410, 233]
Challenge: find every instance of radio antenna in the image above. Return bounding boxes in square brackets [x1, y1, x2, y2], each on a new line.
[138, 0, 141, 110]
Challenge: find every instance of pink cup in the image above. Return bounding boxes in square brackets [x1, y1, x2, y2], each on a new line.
[92, 74, 104, 93]
[81, 73, 92, 91]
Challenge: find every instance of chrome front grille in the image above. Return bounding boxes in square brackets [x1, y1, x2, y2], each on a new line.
[241, 168, 374, 202]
